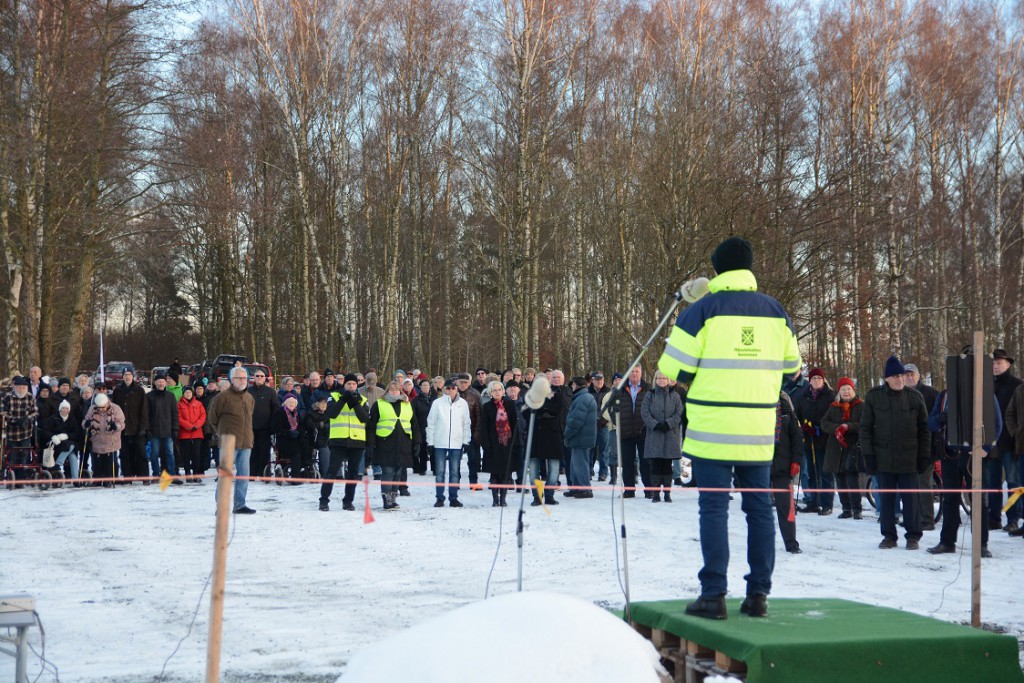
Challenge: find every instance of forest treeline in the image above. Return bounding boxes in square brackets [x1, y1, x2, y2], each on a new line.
[2, 0, 1023, 383]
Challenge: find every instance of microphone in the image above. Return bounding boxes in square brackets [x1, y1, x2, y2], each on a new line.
[675, 277, 710, 303]
[524, 375, 551, 410]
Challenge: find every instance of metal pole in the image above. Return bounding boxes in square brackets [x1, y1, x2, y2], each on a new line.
[206, 433, 236, 683]
[516, 411, 538, 591]
[616, 410, 631, 621]
[970, 331, 983, 628]
[606, 287, 688, 621]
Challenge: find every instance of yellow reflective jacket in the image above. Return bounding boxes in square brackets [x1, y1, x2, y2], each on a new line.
[657, 269, 801, 463]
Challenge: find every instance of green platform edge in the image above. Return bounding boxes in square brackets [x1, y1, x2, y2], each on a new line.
[627, 598, 1024, 683]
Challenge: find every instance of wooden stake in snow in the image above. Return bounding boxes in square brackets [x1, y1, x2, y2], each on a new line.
[206, 433, 235, 683]
[970, 331, 983, 628]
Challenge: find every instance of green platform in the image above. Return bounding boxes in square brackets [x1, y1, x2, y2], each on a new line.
[629, 598, 1024, 683]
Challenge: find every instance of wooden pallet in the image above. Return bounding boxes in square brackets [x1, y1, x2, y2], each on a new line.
[631, 620, 746, 683]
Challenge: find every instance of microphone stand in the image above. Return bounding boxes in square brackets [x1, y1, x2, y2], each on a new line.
[611, 287, 687, 621]
[516, 410, 537, 591]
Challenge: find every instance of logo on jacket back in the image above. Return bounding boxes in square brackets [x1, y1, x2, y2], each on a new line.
[741, 327, 755, 346]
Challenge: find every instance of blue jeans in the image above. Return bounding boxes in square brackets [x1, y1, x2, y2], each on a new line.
[594, 427, 609, 478]
[215, 447, 251, 510]
[569, 447, 592, 492]
[316, 446, 330, 474]
[55, 447, 80, 479]
[149, 436, 176, 476]
[528, 458, 560, 493]
[691, 458, 774, 597]
[434, 448, 462, 501]
[984, 450, 1019, 525]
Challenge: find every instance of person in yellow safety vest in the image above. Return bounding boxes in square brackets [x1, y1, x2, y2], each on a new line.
[656, 236, 801, 621]
[366, 381, 421, 510]
[319, 373, 369, 512]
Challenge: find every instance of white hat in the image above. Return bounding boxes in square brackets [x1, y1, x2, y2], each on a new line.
[59, 400, 71, 413]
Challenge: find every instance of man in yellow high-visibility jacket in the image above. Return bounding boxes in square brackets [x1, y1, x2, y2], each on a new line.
[657, 236, 801, 620]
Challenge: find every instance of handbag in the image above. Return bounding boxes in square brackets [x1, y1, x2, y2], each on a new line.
[843, 442, 866, 474]
[42, 445, 55, 468]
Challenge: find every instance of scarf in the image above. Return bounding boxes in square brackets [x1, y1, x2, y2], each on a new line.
[285, 404, 299, 432]
[495, 399, 511, 447]
[775, 402, 783, 444]
[830, 397, 862, 421]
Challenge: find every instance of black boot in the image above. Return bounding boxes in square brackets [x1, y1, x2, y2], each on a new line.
[663, 485, 672, 503]
[685, 595, 727, 620]
[492, 489, 500, 507]
[531, 494, 542, 507]
[544, 491, 559, 506]
[740, 593, 768, 617]
[609, 465, 617, 486]
[499, 490, 507, 507]
[382, 494, 391, 510]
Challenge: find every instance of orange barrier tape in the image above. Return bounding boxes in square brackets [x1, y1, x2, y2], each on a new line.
[0, 471, 1010, 495]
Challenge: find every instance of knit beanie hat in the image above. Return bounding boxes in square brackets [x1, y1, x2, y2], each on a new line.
[808, 367, 826, 381]
[884, 355, 905, 378]
[836, 377, 855, 392]
[59, 400, 71, 413]
[711, 237, 754, 274]
[343, 373, 359, 385]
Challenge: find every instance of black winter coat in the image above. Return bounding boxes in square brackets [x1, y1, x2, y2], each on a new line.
[912, 384, 943, 459]
[412, 393, 433, 445]
[199, 391, 217, 436]
[796, 386, 835, 455]
[41, 412, 85, 451]
[994, 371, 1022, 452]
[821, 399, 864, 474]
[304, 408, 330, 449]
[249, 385, 280, 431]
[860, 385, 929, 474]
[617, 380, 649, 441]
[589, 385, 611, 428]
[772, 395, 803, 479]
[481, 396, 520, 478]
[148, 389, 179, 438]
[523, 391, 564, 461]
[365, 399, 419, 468]
[271, 406, 308, 463]
[52, 390, 83, 422]
[112, 381, 148, 436]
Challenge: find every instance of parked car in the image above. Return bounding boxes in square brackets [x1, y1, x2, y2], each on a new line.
[95, 361, 137, 389]
[191, 355, 274, 388]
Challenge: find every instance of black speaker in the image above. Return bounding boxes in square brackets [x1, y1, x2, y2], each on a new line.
[945, 354, 995, 449]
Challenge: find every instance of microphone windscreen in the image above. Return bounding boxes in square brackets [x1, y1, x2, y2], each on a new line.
[681, 277, 710, 303]
[524, 375, 551, 410]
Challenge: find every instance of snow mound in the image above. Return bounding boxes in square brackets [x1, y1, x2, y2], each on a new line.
[339, 591, 668, 683]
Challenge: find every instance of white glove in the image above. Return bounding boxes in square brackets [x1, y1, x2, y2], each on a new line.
[679, 277, 710, 303]
[50, 435, 60, 446]
[56, 433, 68, 444]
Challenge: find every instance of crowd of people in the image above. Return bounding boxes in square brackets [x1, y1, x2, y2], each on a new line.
[2, 346, 1023, 544]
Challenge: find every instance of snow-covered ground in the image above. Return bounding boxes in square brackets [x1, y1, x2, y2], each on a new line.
[2, 472, 1022, 682]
